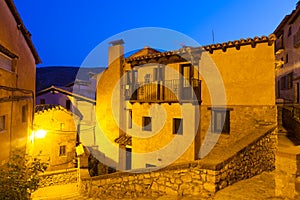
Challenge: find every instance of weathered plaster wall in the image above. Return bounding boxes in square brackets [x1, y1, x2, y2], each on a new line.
[0, 1, 37, 162]
[80, 127, 276, 199]
[33, 107, 78, 171]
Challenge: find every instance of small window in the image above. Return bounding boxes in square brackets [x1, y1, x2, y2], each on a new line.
[281, 76, 287, 90]
[173, 118, 183, 135]
[66, 100, 71, 110]
[0, 116, 6, 131]
[59, 145, 66, 156]
[211, 109, 230, 134]
[142, 116, 152, 131]
[286, 54, 289, 64]
[128, 110, 132, 129]
[22, 105, 28, 123]
[40, 99, 45, 104]
[60, 123, 65, 130]
[288, 26, 292, 37]
[287, 73, 293, 89]
[0, 52, 13, 72]
[153, 68, 158, 81]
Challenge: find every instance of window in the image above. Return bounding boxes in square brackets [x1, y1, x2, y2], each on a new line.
[22, 105, 28, 123]
[0, 116, 6, 131]
[153, 68, 158, 81]
[128, 110, 132, 129]
[211, 108, 231, 134]
[59, 145, 66, 156]
[40, 99, 45, 104]
[281, 76, 287, 90]
[142, 116, 152, 131]
[287, 73, 293, 89]
[286, 54, 289, 64]
[173, 118, 183, 135]
[66, 100, 71, 110]
[0, 52, 13, 72]
[288, 26, 292, 37]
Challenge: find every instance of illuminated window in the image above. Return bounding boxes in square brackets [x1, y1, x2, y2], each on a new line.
[142, 116, 152, 131]
[59, 145, 66, 156]
[0, 116, 6, 131]
[173, 118, 183, 135]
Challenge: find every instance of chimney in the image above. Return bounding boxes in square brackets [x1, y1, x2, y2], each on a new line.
[108, 39, 124, 67]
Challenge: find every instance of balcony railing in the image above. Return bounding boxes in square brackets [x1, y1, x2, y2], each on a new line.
[124, 79, 201, 103]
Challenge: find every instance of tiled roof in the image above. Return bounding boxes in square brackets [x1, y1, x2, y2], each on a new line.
[35, 104, 83, 119]
[114, 134, 132, 146]
[35, 104, 64, 113]
[125, 34, 276, 63]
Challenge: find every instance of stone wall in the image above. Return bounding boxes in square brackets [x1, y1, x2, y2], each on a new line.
[80, 126, 277, 199]
[282, 107, 300, 140]
[39, 168, 78, 188]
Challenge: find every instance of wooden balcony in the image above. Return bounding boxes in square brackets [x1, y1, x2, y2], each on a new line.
[124, 79, 201, 104]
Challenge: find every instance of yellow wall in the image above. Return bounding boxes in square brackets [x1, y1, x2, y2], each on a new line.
[32, 107, 79, 171]
[0, 1, 37, 162]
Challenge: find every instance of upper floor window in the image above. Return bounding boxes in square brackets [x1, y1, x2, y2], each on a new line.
[40, 99, 45, 104]
[288, 26, 292, 37]
[142, 116, 152, 131]
[66, 100, 71, 110]
[173, 118, 183, 135]
[59, 145, 66, 156]
[22, 105, 28, 123]
[0, 115, 6, 132]
[128, 109, 132, 129]
[0, 52, 13, 72]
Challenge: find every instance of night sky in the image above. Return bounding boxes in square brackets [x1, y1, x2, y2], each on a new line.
[13, 0, 297, 67]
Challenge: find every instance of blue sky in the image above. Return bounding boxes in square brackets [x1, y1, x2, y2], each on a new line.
[14, 0, 298, 67]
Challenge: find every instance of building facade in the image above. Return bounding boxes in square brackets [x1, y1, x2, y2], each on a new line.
[274, 2, 300, 104]
[32, 104, 81, 171]
[96, 35, 276, 171]
[0, 0, 40, 162]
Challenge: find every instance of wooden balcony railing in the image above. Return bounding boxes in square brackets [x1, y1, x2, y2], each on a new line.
[124, 79, 201, 103]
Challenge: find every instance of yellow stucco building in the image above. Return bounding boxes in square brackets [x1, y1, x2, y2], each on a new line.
[0, 0, 40, 162]
[32, 104, 81, 171]
[96, 35, 276, 170]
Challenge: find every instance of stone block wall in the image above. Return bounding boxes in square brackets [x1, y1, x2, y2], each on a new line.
[80, 127, 277, 199]
[282, 107, 300, 140]
[39, 168, 78, 188]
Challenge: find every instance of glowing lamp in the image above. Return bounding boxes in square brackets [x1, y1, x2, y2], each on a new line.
[35, 130, 47, 138]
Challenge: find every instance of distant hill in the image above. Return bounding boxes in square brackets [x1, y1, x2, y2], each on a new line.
[36, 66, 106, 92]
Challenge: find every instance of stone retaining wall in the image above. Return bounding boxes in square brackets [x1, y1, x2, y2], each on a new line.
[80, 127, 277, 199]
[39, 168, 78, 188]
[282, 107, 300, 140]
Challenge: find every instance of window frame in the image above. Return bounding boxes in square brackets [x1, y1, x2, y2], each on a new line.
[0, 115, 6, 132]
[59, 145, 66, 156]
[173, 118, 183, 135]
[209, 108, 232, 134]
[142, 116, 152, 131]
[22, 105, 28, 123]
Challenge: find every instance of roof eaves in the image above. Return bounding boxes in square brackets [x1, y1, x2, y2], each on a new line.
[4, 0, 41, 64]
